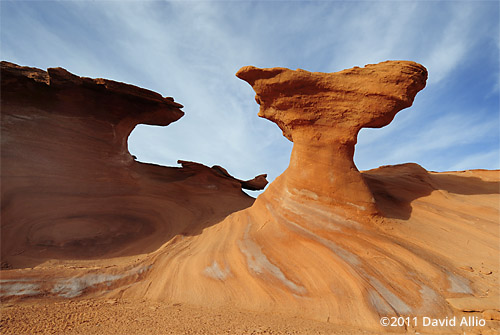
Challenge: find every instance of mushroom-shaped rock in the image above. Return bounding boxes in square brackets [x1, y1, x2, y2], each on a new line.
[236, 60, 427, 215]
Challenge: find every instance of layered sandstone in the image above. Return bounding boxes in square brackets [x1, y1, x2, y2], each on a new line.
[0, 61, 263, 268]
[116, 62, 497, 333]
[1, 61, 498, 334]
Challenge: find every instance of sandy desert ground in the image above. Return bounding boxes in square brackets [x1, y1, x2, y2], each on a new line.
[4, 298, 499, 335]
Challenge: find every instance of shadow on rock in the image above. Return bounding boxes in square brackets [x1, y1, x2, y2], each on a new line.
[363, 163, 500, 220]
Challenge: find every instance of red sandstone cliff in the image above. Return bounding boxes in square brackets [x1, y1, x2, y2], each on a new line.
[0, 61, 265, 268]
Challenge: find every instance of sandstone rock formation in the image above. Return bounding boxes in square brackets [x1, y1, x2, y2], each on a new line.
[186, 161, 268, 191]
[116, 61, 497, 333]
[1, 61, 498, 334]
[236, 61, 427, 216]
[0, 61, 263, 268]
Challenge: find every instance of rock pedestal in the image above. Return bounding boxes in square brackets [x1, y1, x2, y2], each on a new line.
[237, 61, 427, 215]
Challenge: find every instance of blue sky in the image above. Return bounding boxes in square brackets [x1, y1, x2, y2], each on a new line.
[2, 1, 499, 196]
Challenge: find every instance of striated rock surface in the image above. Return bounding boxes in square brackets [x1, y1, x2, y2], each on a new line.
[1, 61, 499, 334]
[236, 61, 427, 215]
[111, 61, 497, 333]
[0, 61, 262, 268]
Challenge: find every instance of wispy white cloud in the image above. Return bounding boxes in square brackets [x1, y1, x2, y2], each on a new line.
[356, 105, 499, 172]
[386, 113, 497, 162]
[448, 150, 500, 171]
